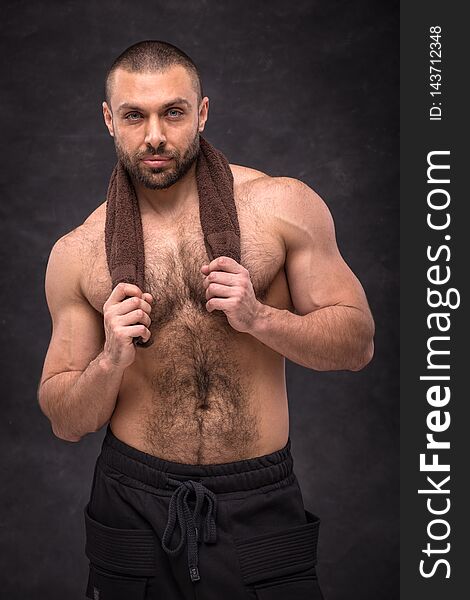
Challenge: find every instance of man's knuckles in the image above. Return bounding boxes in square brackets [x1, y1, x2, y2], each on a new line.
[206, 282, 222, 299]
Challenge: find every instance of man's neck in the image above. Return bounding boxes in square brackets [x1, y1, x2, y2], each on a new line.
[133, 162, 198, 221]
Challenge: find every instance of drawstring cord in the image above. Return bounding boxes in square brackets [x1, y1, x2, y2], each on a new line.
[161, 477, 218, 582]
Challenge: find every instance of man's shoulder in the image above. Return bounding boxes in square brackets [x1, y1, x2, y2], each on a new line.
[230, 164, 320, 210]
[230, 165, 333, 248]
[58, 201, 106, 246]
[229, 163, 268, 188]
[49, 202, 106, 280]
[82, 200, 107, 229]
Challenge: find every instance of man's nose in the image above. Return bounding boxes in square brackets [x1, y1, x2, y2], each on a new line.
[144, 116, 166, 148]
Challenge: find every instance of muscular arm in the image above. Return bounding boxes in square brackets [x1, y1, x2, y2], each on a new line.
[38, 233, 125, 441]
[250, 178, 375, 371]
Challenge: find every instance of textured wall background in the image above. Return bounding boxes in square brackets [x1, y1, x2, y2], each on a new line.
[0, 1, 398, 598]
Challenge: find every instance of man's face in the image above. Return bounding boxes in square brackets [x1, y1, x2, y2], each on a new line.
[103, 66, 208, 189]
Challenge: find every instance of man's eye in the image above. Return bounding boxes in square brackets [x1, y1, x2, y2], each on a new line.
[125, 112, 142, 120]
[167, 109, 183, 118]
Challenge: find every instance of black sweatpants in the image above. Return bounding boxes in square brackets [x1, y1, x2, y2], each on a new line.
[83, 425, 324, 599]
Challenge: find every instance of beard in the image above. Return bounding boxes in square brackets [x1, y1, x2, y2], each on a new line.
[114, 129, 200, 190]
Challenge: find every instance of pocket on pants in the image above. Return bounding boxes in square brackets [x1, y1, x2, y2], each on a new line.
[86, 564, 147, 600]
[234, 509, 323, 600]
[84, 503, 157, 599]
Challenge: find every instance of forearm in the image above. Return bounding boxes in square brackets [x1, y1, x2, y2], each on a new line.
[249, 303, 374, 371]
[38, 351, 125, 441]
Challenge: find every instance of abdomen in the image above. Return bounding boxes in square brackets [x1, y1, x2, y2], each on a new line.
[111, 311, 288, 464]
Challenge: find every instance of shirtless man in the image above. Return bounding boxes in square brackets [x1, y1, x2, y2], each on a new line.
[38, 41, 374, 600]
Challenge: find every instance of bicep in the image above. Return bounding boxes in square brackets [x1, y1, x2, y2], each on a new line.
[282, 182, 372, 318]
[40, 235, 105, 388]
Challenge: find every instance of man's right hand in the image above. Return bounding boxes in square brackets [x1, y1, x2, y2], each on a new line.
[103, 282, 154, 369]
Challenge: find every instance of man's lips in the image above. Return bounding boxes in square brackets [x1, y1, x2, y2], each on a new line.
[141, 155, 173, 166]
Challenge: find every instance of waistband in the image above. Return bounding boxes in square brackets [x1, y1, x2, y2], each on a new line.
[97, 425, 294, 584]
[99, 424, 294, 494]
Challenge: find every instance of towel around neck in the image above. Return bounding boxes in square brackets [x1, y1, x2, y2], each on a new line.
[104, 135, 241, 347]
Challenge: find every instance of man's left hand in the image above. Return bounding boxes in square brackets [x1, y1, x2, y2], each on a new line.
[201, 256, 262, 333]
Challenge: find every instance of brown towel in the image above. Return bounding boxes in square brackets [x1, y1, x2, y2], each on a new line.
[104, 136, 241, 348]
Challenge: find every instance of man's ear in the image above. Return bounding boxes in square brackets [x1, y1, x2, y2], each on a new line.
[102, 102, 115, 137]
[198, 97, 209, 133]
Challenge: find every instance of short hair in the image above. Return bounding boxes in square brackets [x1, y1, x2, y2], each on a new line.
[105, 40, 203, 107]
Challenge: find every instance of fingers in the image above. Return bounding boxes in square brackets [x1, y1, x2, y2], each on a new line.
[200, 256, 245, 275]
[124, 323, 152, 343]
[104, 283, 154, 315]
[206, 297, 233, 313]
[119, 308, 152, 329]
[106, 282, 144, 304]
[202, 270, 238, 289]
[202, 261, 250, 301]
[205, 282, 235, 300]
[114, 295, 153, 317]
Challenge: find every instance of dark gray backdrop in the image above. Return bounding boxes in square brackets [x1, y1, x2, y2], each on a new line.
[0, 1, 399, 598]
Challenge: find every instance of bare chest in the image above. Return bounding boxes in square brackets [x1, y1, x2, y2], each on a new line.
[82, 204, 289, 325]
